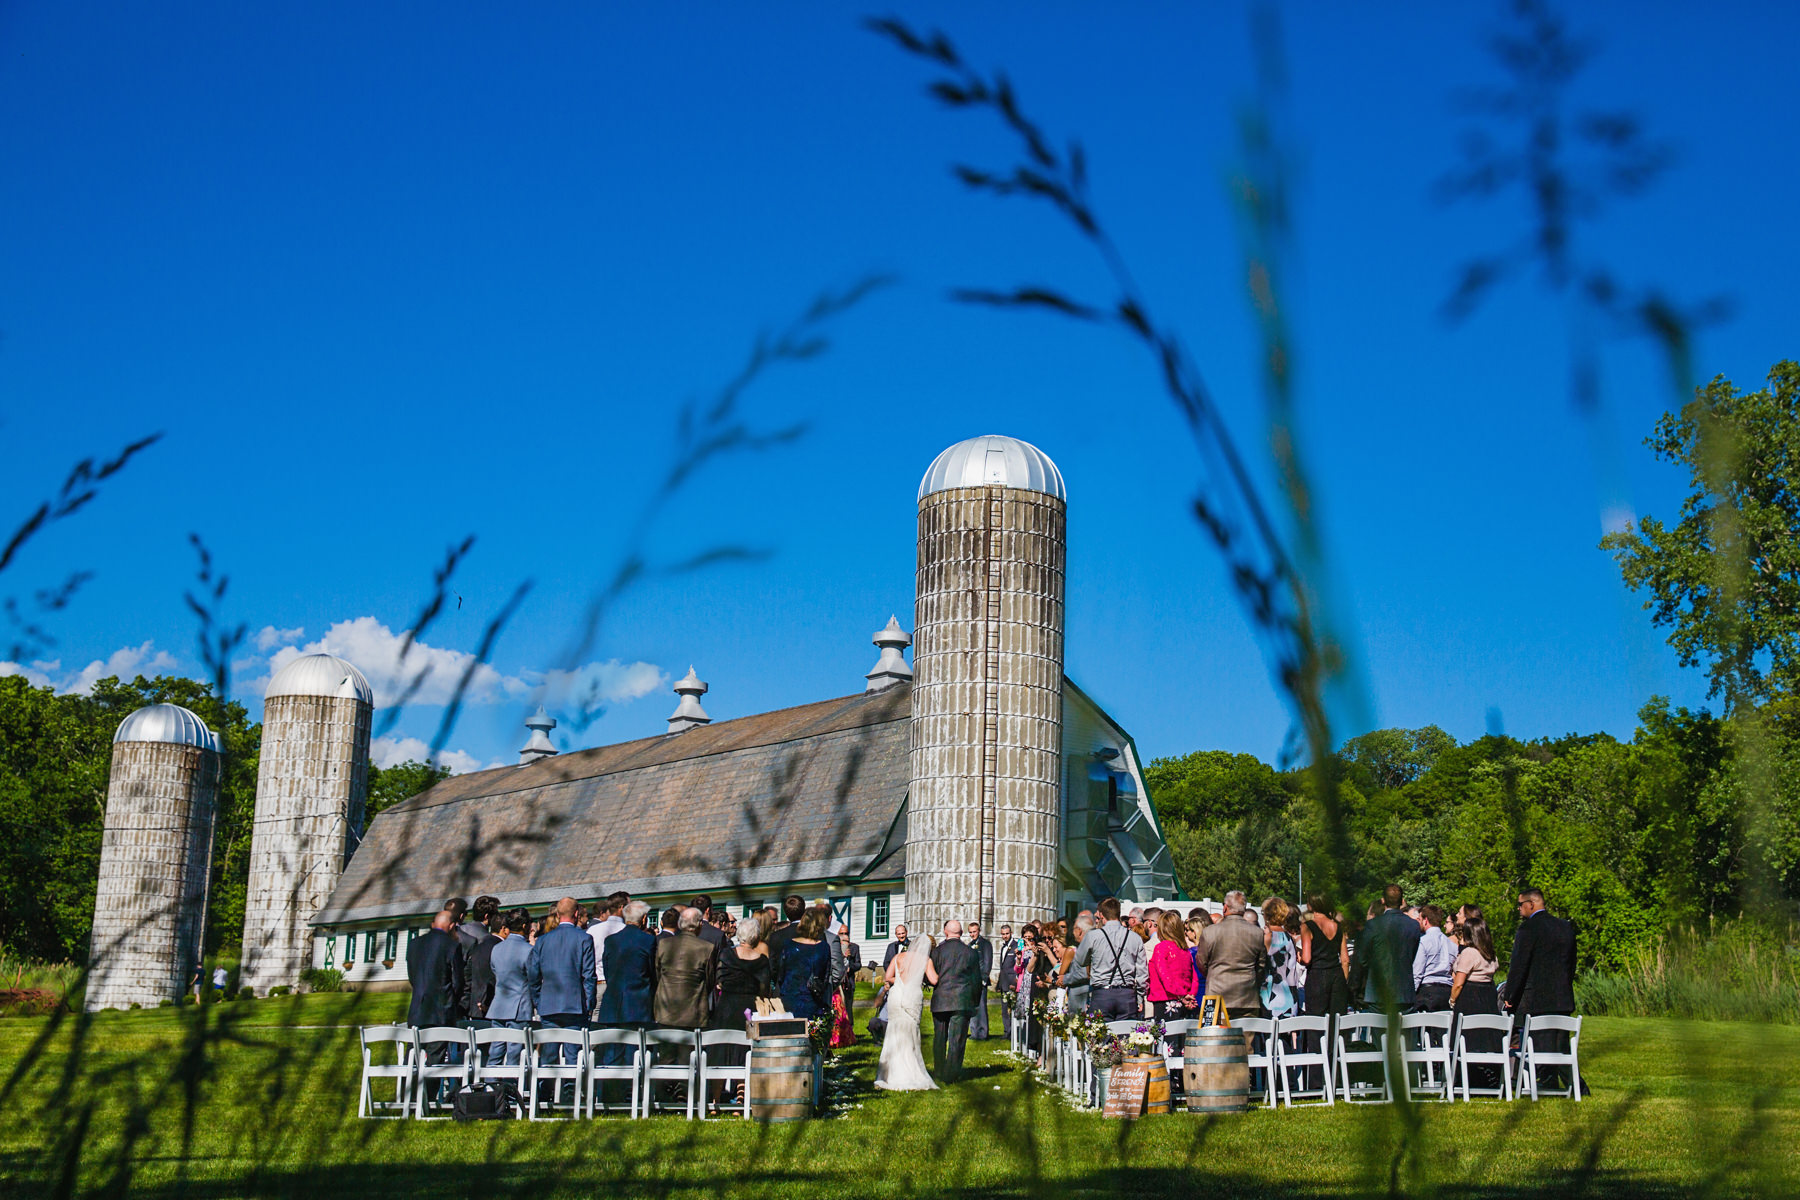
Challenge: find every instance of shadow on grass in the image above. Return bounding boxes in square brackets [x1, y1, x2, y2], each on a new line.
[6, 1159, 1703, 1200]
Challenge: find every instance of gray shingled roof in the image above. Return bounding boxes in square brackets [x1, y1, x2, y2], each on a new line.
[313, 686, 911, 925]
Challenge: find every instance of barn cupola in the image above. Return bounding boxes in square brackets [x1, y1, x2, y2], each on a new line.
[519, 706, 558, 765]
[865, 615, 913, 692]
[667, 666, 711, 734]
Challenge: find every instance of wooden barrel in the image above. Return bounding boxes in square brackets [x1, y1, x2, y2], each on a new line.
[1129, 1054, 1173, 1114]
[1183, 1027, 1250, 1114]
[748, 1034, 814, 1123]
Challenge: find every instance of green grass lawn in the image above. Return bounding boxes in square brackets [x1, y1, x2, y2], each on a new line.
[1, 994, 1793, 1199]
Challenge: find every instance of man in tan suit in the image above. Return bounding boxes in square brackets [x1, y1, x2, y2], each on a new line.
[653, 908, 718, 1029]
[1196, 891, 1268, 1018]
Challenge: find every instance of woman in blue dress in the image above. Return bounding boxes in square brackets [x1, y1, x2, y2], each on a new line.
[775, 907, 833, 1018]
[1259, 897, 1304, 1019]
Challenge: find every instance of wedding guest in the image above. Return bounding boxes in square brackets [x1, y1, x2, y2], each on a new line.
[1147, 911, 1197, 1020]
[775, 907, 831, 1017]
[653, 907, 716, 1029]
[1072, 898, 1147, 1020]
[1196, 892, 1266, 1019]
[883, 923, 913, 968]
[1060, 914, 1094, 1015]
[482, 909, 533, 1067]
[1258, 897, 1303, 1019]
[707, 917, 771, 1112]
[1412, 903, 1457, 1012]
[1299, 894, 1351, 1019]
[1452, 908, 1503, 1088]
[1021, 926, 1057, 1060]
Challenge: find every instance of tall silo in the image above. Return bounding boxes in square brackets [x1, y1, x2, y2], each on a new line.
[85, 704, 222, 1011]
[239, 653, 372, 994]
[909, 434, 1067, 936]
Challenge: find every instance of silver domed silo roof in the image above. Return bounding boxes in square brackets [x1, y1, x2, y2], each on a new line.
[113, 703, 220, 752]
[918, 434, 1066, 501]
[265, 653, 375, 705]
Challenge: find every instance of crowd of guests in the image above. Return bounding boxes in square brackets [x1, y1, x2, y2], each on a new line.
[404, 891, 863, 1112]
[953, 885, 1576, 1070]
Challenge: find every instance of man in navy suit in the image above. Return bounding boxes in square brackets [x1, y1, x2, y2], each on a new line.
[598, 900, 657, 1026]
[527, 897, 596, 1099]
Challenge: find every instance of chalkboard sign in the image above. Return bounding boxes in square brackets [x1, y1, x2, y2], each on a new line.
[1103, 1059, 1152, 1119]
[1198, 995, 1230, 1028]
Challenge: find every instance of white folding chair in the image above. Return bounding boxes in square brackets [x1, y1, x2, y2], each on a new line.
[1399, 1012, 1455, 1101]
[641, 1028, 699, 1118]
[1271, 1014, 1334, 1107]
[1072, 1041, 1092, 1106]
[471, 1026, 529, 1111]
[1452, 1013, 1514, 1101]
[1334, 1013, 1392, 1103]
[586, 1027, 645, 1117]
[358, 1025, 415, 1119]
[696, 1029, 752, 1119]
[527, 1026, 588, 1120]
[1105, 1019, 1141, 1036]
[413, 1026, 473, 1119]
[1517, 1015, 1582, 1101]
[1228, 1017, 1277, 1108]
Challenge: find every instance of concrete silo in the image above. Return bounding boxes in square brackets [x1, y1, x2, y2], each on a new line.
[239, 653, 372, 994]
[908, 434, 1067, 936]
[85, 704, 222, 1011]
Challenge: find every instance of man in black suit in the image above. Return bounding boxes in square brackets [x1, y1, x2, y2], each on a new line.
[882, 923, 911, 969]
[967, 922, 995, 1040]
[406, 910, 466, 1101]
[690, 894, 730, 959]
[1347, 884, 1424, 1009]
[996, 925, 1021, 1041]
[1505, 887, 1579, 1090]
[928, 919, 982, 1083]
[766, 894, 807, 972]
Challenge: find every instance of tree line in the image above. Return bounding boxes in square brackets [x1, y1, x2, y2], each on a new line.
[0, 673, 445, 964]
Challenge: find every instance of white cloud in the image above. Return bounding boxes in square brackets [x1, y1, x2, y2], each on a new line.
[370, 734, 498, 776]
[0, 660, 55, 688]
[265, 617, 519, 709]
[524, 659, 667, 710]
[254, 624, 306, 652]
[245, 616, 664, 718]
[1, 642, 180, 695]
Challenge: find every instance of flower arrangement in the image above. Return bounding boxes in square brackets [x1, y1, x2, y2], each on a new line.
[1088, 1035, 1126, 1069]
[1122, 1019, 1166, 1057]
[807, 1013, 834, 1054]
[999, 989, 1017, 1013]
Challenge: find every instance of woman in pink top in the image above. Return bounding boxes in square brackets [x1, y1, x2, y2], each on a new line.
[1146, 911, 1198, 1020]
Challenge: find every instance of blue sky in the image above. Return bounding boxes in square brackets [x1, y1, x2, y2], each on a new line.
[2, 2, 1794, 772]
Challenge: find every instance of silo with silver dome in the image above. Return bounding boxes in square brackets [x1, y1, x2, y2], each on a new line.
[908, 434, 1068, 937]
[239, 653, 372, 994]
[85, 703, 222, 1010]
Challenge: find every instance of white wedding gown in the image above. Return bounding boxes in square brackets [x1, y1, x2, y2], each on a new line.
[875, 948, 937, 1091]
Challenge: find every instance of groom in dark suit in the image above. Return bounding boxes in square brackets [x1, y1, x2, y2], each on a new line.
[929, 919, 982, 1082]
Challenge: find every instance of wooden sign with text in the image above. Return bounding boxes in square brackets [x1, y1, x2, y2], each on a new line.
[1103, 1059, 1152, 1119]
[1198, 995, 1230, 1028]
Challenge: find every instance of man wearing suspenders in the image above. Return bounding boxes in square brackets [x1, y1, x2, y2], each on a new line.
[1070, 897, 1146, 1021]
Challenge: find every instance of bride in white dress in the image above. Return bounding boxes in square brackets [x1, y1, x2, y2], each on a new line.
[874, 936, 938, 1091]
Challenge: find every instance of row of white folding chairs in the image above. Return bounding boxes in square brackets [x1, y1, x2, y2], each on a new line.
[1232, 1011, 1582, 1106]
[358, 1024, 759, 1120]
[1037, 1012, 1580, 1108]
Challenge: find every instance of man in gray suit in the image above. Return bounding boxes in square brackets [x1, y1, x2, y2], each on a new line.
[482, 908, 533, 1066]
[928, 919, 983, 1083]
[1196, 891, 1268, 1018]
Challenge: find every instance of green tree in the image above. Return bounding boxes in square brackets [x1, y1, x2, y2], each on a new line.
[1337, 726, 1458, 793]
[1602, 361, 1800, 709]
[0, 674, 257, 962]
[366, 759, 450, 820]
[1142, 749, 1289, 828]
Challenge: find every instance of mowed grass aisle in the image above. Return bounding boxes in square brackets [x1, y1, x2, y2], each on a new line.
[0, 994, 1794, 1199]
